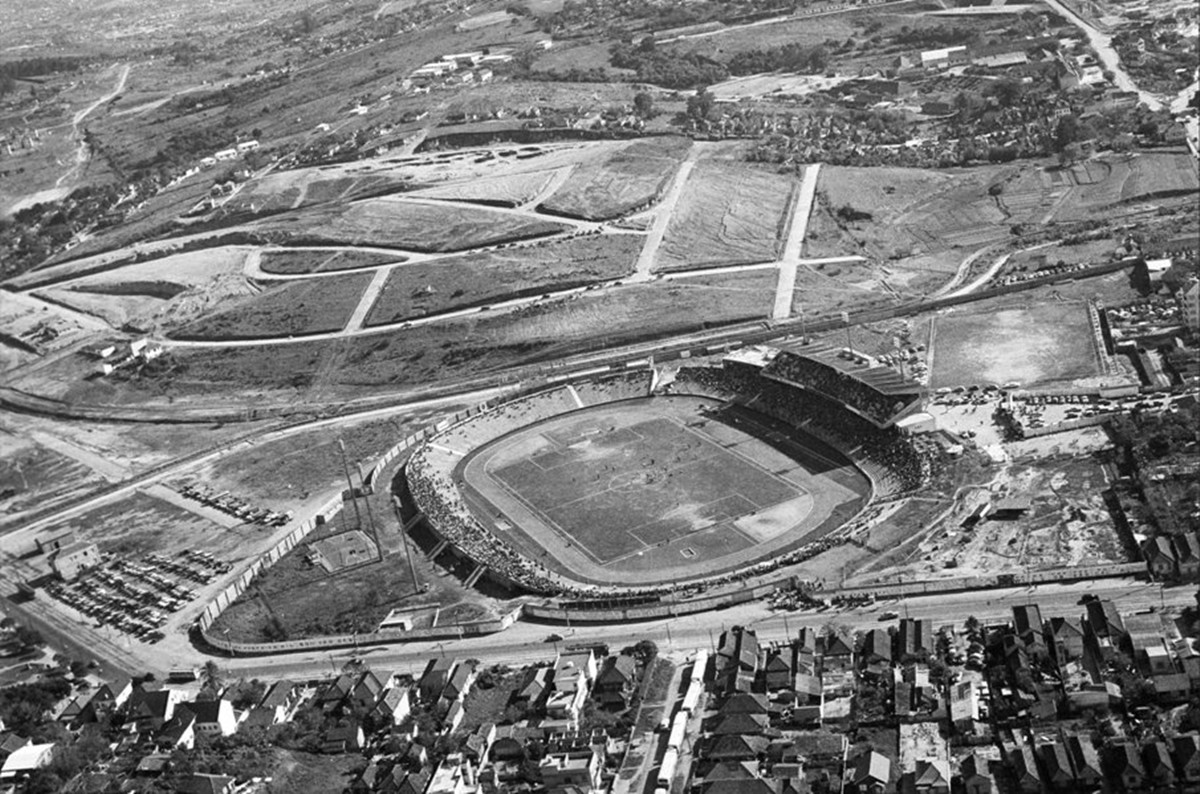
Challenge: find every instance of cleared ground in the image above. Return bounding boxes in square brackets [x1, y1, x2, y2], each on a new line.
[0, 436, 107, 526]
[409, 169, 560, 207]
[930, 301, 1101, 388]
[171, 271, 372, 340]
[539, 137, 691, 220]
[655, 161, 797, 271]
[258, 248, 404, 275]
[254, 198, 570, 252]
[459, 397, 869, 584]
[364, 234, 643, 325]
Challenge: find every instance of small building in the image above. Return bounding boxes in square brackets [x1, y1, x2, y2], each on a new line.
[50, 541, 100, 582]
[0, 743, 55, 782]
[236, 140, 259, 153]
[851, 751, 891, 794]
[990, 496, 1032, 519]
[36, 530, 76, 555]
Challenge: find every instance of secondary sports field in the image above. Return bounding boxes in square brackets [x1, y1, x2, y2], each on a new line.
[458, 397, 869, 586]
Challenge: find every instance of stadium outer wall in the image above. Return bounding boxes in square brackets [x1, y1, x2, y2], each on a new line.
[397, 366, 887, 604]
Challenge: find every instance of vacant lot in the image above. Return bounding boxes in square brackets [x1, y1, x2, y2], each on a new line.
[364, 233, 643, 325]
[171, 271, 371, 340]
[0, 436, 106, 525]
[410, 168, 560, 207]
[1051, 153, 1200, 220]
[540, 136, 691, 220]
[222, 171, 411, 217]
[255, 198, 569, 252]
[35, 491, 249, 560]
[258, 248, 404, 275]
[656, 161, 797, 271]
[931, 300, 1100, 388]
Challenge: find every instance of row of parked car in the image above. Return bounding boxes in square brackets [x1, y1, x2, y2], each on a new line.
[178, 482, 293, 527]
[145, 550, 230, 584]
[45, 575, 167, 644]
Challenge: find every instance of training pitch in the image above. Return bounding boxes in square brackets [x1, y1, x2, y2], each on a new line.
[458, 396, 870, 586]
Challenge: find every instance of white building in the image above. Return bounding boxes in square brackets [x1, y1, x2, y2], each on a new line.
[1181, 278, 1200, 331]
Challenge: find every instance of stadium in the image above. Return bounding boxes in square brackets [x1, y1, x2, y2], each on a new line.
[396, 343, 935, 601]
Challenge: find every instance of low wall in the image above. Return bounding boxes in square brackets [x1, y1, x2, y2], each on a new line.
[829, 562, 1146, 600]
[1020, 413, 1110, 437]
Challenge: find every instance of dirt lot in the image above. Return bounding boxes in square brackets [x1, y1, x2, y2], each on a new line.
[170, 271, 371, 340]
[539, 136, 691, 220]
[255, 198, 570, 252]
[852, 453, 1129, 584]
[656, 161, 797, 271]
[34, 490, 254, 561]
[258, 248, 404, 275]
[410, 168, 560, 207]
[930, 300, 1101, 389]
[0, 434, 106, 527]
[364, 233, 643, 325]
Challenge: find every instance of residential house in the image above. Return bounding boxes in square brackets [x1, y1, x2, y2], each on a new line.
[1174, 533, 1200, 580]
[1143, 536, 1178, 579]
[372, 687, 412, 727]
[722, 693, 770, 715]
[514, 667, 551, 708]
[1046, 617, 1086, 662]
[1010, 746, 1042, 794]
[712, 713, 770, 736]
[126, 688, 184, 733]
[177, 699, 237, 737]
[158, 710, 196, 751]
[1172, 734, 1200, 785]
[706, 734, 770, 761]
[1039, 743, 1075, 791]
[1065, 734, 1103, 790]
[851, 751, 891, 794]
[898, 619, 934, 661]
[418, 658, 456, 702]
[348, 671, 386, 711]
[765, 647, 795, 692]
[862, 630, 893, 667]
[1154, 673, 1191, 703]
[1144, 742, 1176, 787]
[958, 753, 994, 794]
[426, 753, 477, 794]
[462, 723, 496, 765]
[321, 673, 357, 710]
[322, 724, 365, 754]
[442, 661, 476, 704]
[909, 759, 951, 794]
[594, 655, 638, 710]
[0, 743, 54, 783]
[1108, 742, 1146, 791]
[820, 634, 855, 672]
[540, 748, 602, 792]
[444, 700, 465, 733]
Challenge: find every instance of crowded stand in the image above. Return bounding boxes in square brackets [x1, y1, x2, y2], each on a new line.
[397, 365, 937, 601]
[762, 351, 920, 427]
[569, 370, 652, 405]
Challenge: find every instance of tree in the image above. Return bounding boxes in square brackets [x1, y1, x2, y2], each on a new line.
[199, 661, 223, 700]
[1055, 114, 1082, 150]
[633, 92, 655, 118]
[686, 87, 714, 121]
[1058, 142, 1083, 167]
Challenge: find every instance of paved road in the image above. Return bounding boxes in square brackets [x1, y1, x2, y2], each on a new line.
[211, 576, 1184, 681]
[632, 148, 699, 281]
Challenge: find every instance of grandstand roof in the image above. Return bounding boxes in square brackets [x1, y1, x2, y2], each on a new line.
[723, 345, 779, 369]
[778, 343, 924, 396]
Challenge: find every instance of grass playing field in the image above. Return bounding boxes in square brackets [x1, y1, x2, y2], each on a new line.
[458, 396, 868, 585]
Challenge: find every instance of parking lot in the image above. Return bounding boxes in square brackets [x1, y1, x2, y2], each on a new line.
[43, 550, 232, 643]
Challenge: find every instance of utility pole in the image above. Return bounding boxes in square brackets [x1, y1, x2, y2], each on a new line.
[391, 498, 421, 594]
[338, 438, 363, 531]
[356, 461, 381, 552]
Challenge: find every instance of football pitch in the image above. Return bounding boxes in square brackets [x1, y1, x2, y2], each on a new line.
[458, 396, 869, 585]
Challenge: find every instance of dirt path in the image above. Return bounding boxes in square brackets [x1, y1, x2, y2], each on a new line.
[345, 267, 393, 331]
[522, 165, 575, 210]
[27, 430, 131, 482]
[55, 63, 130, 190]
[633, 147, 701, 281]
[772, 163, 821, 320]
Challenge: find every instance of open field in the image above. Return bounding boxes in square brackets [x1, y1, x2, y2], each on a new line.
[1049, 153, 1200, 220]
[0, 435, 107, 525]
[170, 271, 372, 340]
[457, 398, 869, 585]
[930, 300, 1100, 389]
[409, 169, 560, 207]
[364, 234, 643, 325]
[539, 137, 691, 220]
[255, 198, 571, 252]
[655, 161, 797, 271]
[258, 248, 404, 275]
[220, 171, 412, 217]
[34, 490, 251, 560]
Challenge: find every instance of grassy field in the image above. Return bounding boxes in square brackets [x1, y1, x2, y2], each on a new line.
[221, 171, 412, 217]
[171, 271, 371, 340]
[487, 412, 803, 565]
[255, 198, 570, 252]
[410, 169, 559, 207]
[931, 300, 1100, 388]
[656, 161, 797, 271]
[364, 233, 643, 325]
[258, 248, 404, 275]
[540, 137, 691, 221]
